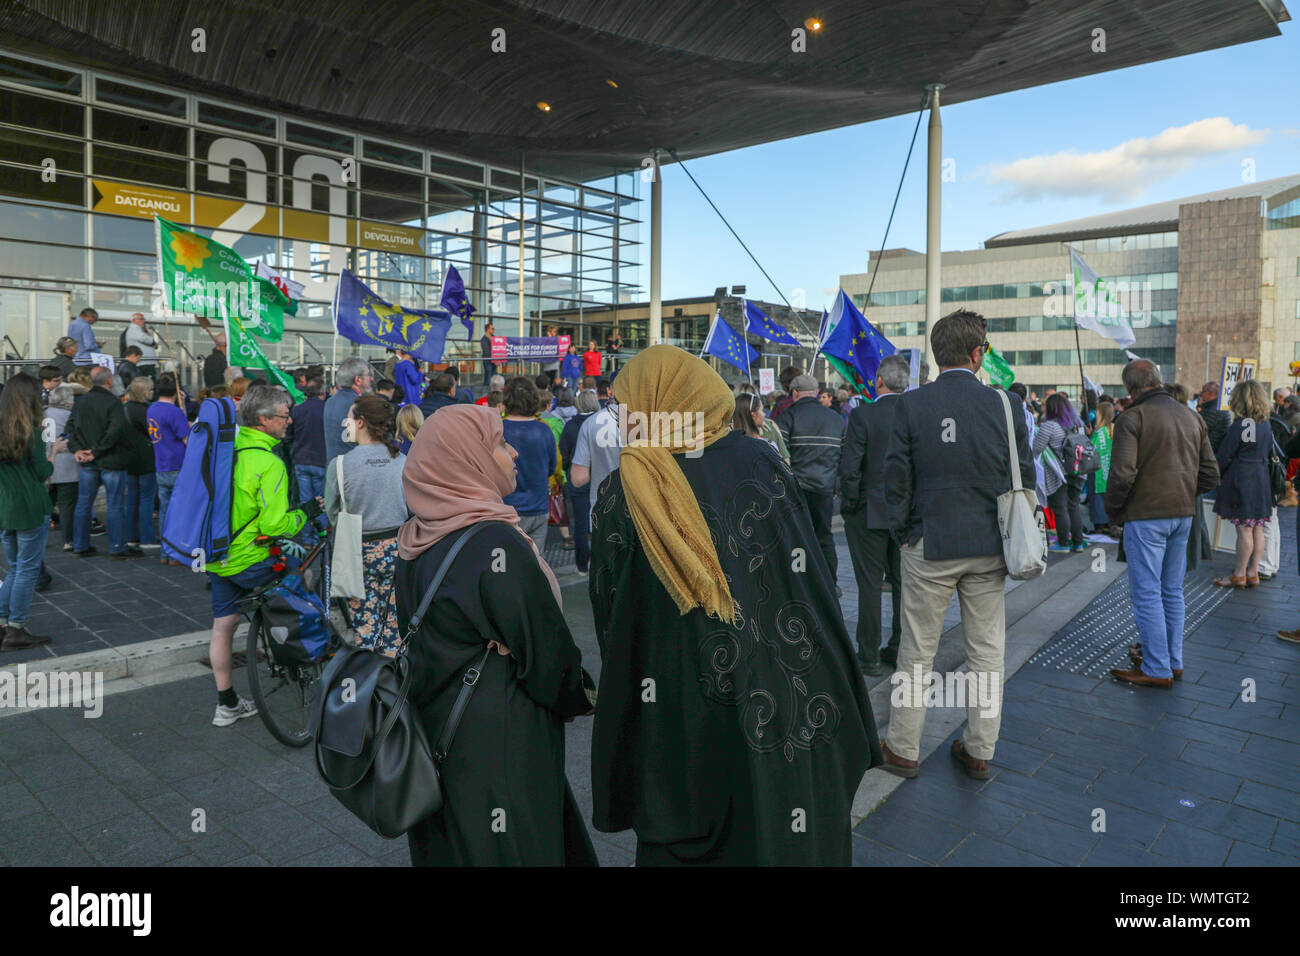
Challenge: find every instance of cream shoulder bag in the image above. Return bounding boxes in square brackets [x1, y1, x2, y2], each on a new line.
[996, 389, 1048, 581]
[330, 455, 366, 599]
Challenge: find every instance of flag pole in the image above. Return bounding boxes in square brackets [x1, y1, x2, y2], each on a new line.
[699, 313, 717, 358]
[1073, 322, 1088, 421]
[1065, 243, 1089, 420]
[331, 272, 341, 388]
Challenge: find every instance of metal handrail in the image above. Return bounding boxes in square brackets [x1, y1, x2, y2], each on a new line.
[298, 333, 325, 362]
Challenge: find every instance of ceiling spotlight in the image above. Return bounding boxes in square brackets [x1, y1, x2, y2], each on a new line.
[536, 101, 552, 112]
[605, 79, 619, 88]
[804, 17, 823, 31]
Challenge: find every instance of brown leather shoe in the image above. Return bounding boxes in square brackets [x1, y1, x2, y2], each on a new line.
[951, 739, 990, 779]
[1277, 628, 1300, 644]
[1126, 645, 1182, 679]
[0, 625, 52, 650]
[880, 742, 918, 779]
[1110, 667, 1173, 689]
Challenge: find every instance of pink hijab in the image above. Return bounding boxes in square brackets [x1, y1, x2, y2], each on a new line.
[398, 403, 562, 608]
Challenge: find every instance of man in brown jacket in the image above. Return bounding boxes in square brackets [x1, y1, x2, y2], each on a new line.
[1106, 360, 1219, 689]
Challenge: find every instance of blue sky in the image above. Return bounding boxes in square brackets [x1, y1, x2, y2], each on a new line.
[657, 21, 1299, 310]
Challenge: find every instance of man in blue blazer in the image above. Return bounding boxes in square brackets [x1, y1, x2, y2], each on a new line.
[881, 309, 1035, 781]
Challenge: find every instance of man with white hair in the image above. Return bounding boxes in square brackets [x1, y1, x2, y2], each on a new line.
[123, 312, 158, 380]
[840, 354, 910, 675]
[475, 373, 506, 406]
[324, 356, 374, 463]
[206, 385, 323, 727]
[778, 372, 845, 592]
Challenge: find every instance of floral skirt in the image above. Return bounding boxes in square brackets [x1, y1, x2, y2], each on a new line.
[1227, 517, 1270, 528]
[350, 537, 400, 655]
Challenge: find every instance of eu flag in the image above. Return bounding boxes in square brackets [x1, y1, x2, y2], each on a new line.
[743, 299, 799, 345]
[440, 265, 476, 340]
[334, 269, 452, 364]
[703, 313, 759, 374]
[821, 289, 896, 398]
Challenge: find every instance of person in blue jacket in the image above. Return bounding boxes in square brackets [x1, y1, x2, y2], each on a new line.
[561, 345, 583, 392]
[393, 349, 424, 407]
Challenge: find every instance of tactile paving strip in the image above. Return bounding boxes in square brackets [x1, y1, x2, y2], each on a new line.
[1028, 567, 1234, 677]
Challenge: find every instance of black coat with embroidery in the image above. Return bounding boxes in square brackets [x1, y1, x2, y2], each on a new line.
[588, 430, 879, 865]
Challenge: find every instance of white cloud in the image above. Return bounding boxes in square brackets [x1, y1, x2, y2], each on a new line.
[984, 118, 1269, 203]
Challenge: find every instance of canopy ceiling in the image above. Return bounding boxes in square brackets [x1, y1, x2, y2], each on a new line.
[0, 0, 1289, 181]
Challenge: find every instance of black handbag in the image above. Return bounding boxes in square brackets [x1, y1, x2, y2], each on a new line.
[1269, 435, 1287, 498]
[308, 523, 491, 839]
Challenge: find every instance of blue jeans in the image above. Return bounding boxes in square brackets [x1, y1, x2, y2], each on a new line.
[73, 467, 126, 554]
[156, 470, 179, 543]
[1124, 516, 1193, 679]
[124, 473, 158, 545]
[0, 523, 50, 626]
[295, 465, 328, 531]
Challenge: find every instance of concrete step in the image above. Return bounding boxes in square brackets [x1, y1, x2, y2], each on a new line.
[0, 626, 240, 720]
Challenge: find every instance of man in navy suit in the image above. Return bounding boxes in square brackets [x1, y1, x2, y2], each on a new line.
[881, 309, 1035, 781]
[840, 353, 924, 676]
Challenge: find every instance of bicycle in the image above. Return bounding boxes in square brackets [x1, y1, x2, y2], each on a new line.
[235, 529, 338, 748]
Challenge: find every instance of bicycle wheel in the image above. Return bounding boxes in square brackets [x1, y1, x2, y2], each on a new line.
[245, 613, 323, 748]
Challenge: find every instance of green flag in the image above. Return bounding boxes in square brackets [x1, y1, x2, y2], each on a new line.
[155, 216, 287, 340]
[225, 310, 302, 402]
[983, 342, 1015, 388]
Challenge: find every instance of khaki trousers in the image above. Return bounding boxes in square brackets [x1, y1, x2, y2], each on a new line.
[885, 539, 1007, 762]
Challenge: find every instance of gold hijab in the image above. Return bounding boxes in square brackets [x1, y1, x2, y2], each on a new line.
[612, 345, 737, 623]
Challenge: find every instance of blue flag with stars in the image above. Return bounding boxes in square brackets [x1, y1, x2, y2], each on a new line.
[703, 313, 758, 374]
[334, 269, 452, 364]
[743, 299, 799, 345]
[821, 289, 896, 398]
[439, 265, 476, 340]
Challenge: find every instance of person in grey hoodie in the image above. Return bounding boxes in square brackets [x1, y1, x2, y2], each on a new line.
[324, 395, 408, 654]
[44, 384, 84, 552]
[554, 387, 578, 423]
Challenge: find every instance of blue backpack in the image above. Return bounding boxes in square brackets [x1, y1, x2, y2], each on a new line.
[162, 397, 245, 567]
[261, 573, 332, 665]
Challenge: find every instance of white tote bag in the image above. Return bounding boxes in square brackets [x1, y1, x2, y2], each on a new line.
[995, 389, 1048, 581]
[329, 455, 366, 599]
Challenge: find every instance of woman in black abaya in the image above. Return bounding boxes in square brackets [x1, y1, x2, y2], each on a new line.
[589, 346, 881, 866]
[397, 403, 597, 866]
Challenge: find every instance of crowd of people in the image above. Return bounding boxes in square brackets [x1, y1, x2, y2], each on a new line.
[1, 302, 1297, 866]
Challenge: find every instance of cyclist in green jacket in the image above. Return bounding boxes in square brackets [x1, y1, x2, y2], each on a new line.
[207, 384, 323, 728]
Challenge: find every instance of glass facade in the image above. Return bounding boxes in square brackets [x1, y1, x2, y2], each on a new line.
[0, 50, 643, 378]
[1267, 197, 1300, 230]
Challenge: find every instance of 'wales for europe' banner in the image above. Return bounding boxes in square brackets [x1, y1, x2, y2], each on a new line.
[334, 269, 452, 364]
[1069, 248, 1136, 349]
[154, 217, 287, 341]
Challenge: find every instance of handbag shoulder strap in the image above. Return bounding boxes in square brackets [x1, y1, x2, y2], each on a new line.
[996, 389, 1023, 492]
[402, 521, 492, 644]
[435, 644, 493, 762]
[335, 454, 348, 512]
